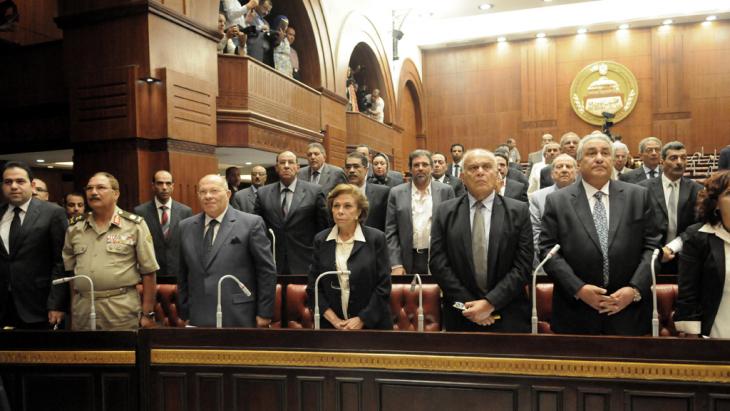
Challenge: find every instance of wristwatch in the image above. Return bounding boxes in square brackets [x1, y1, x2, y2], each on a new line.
[631, 287, 642, 303]
[143, 311, 156, 320]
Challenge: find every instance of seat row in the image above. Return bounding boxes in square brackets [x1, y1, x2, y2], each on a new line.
[137, 283, 680, 335]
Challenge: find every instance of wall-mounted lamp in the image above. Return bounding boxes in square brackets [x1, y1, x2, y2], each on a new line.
[141, 77, 161, 84]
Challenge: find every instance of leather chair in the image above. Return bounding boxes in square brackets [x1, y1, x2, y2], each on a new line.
[389, 284, 441, 331]
[285, 284, 313, 329]
[535, 283, 680, 336]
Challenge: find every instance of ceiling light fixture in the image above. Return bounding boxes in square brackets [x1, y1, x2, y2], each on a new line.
[478, 3, 493, 11]
[497, 36, 507, 42]
[618, 23, 630, 30]
[577, 27, 588, 34]
[536, 32, 546, 38]
[662, 19, 673, 25]
[706, 15, 717, 21]
[35, 159, 45, 163]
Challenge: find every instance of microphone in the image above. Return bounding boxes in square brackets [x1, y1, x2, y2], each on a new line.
[531, 244, 560, 334]
[650, 249, 660, 337]
[268, 228, 276, 267]
[410, 274, 424, 332]
[216, 275, 252, 328]
[53, 275, 96, 331]
[314, 271, 349, 330]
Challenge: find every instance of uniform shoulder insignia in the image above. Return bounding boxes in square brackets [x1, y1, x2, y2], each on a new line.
[119, 210, 143, 224]
[69, 214, 86, 225]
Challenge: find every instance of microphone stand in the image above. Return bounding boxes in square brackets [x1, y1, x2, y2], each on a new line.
[650, 249, 660, 337]
[53, 275, 96, 331]
[216, 275, 252, 328]
[410, 274, 424, 332]
[531, 245, 560, 335]
[314, 271, 349, 330]
[268, 228, 276, 267]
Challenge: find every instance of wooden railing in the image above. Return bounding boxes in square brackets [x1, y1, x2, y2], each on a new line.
[346, 111, 403, 169]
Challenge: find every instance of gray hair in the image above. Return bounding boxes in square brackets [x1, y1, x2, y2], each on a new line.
[576, 133, 614, 161]
[307, 142, 326, 156]
[461, 149, 496, 169]
[612, 141, 629, 154]
[559, 131, 580, 146]
[638, 137, 662, 154]
[346, 151, 369, 168]
[542, 141, 561, 155]
[661, 141, 685, 160]
[408, 149, 433, 169]
[551, 153, 578, 168]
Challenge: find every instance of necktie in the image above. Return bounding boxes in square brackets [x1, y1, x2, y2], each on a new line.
[472, 202, 488, 293]
[649, 169, 657, 178]
[160, 206, 170, 238]
[667, 182, 678, 241]
[592, 191, 610, 286]
[8, 207, 21, 255]
[454, 164, 460, 178]
[204, 219, 218, 259]
[311, 171, 320, 184]
[281, 188, 290, 217]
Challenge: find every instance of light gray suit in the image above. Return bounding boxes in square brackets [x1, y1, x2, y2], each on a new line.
[177, 207, 277, 327]
[385, 180, 455, 273]
[231, 186, 258, 214]
[297, 163, 347, 197]
[528, 184, 558, 270]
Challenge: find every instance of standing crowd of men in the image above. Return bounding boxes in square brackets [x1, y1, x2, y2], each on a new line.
[0, 132, 721, 336]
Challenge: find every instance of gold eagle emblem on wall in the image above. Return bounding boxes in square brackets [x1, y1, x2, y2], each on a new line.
[570, 61, 639, 126]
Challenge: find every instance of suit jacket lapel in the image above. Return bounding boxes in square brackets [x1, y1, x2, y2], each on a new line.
[457, 197, 479, 290]
[709, 235, 725, 290]
[570, 184, 602, 253]
[147, 202, 165, 242]
[677, 178, 691, 218]
[286, 185, 305, 223]
[487, 196, 504, 285]
[0, 204, 9, 258]
[205, 208, 236, 269]
[650, 179, 668, 218]
[11, 199, 38, 258]
[321, 237, 337, 271]
[430, 182, 443, 212]
[193, 214, 206, 269]
[608, 182, 625, 248]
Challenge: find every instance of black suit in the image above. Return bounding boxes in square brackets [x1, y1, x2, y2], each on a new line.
[619, 166, 661, 184]
[134, 199, 192, 279]
[363, 183, 390, 231]
[674, 224, 726, 336]
[503, 179, 528, 203]
[307, 225, 393, 329]
[231, 186, 258, 214]
[446, 163, 463, 178]
[540, 180, 661, 335]
[0, 199, 68, 326]
[638, 176, 702, 273]
[255, 179, 330, 274]
[435, 174, 465, 197]
[430, 194, 533, 332]
[719, 146, 730, 170]
[507, 167, 528, 187]
[539, 166, 554, 189]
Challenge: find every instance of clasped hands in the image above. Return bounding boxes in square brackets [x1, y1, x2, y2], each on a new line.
[324, 309, 364, 330]
[462, 299, 499, 326]
[577, 285, 635, 315]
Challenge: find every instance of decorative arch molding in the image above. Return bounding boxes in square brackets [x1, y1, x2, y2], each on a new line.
[396, 58, 426, 137]
[334, 11, 396, 123]
[299, 0, 336, 89]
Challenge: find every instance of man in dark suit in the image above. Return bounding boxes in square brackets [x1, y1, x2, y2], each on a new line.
[255, 151, 330, 274]
[431, 152, 465, 196]
[494, 151, 528, 202]
[178, 174, 276, 328]
[345, 152, 390, 231]
[620, 137, 663, 184]
[297, 142, 347, 197]
[385, 150, 455, 275]
[638, 141, 703, 274]
[232, 164, 267, 213]
[527, 133, 554, 175]
[134, 170, 192, 281]
[447, 143, 465, 178]
[540, 134, 661, 335]
[0, 161, 68, 329]
[431, 149, 533, 332]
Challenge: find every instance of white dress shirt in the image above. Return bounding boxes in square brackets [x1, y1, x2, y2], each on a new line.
[325, 224, 366, 319]
[0, 199, 30, 254]
[528, 161, 547, 194]
[411, 182, 433, 250]
[154, 197, 172, 225]
[204, 207, 228, 244]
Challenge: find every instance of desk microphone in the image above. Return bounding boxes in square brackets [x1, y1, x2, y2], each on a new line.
[53, 275, 96, 331]
[650, 249, 660, 337]
[410, 274, 424, 332]
[314, 271, 349, 330]
[268, 228, 276, 266]
[216, 275, 252, 328]
[531, 244, 560, 335]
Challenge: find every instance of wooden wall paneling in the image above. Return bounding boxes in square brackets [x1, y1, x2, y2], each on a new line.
[377, 379, 520, 411]
[195, 373, 224, 411]
[345, 112, 401, 170]
[0, 0, 62, 46]
[652, 26, 692, 143]
[22, 373, 95, 411]
[162, 68, 217, 145]
[397, 59, 427, 157]
[30, 167, 75, 205]
[399, 84, 419, 157]
[297, 376, 325, 411]
[135, 148, 168, 209]
[520, 39, 557, 156]
[577, 387, 611, 411]
[335, 377, 363, 411]
[167, 148, 218, 214]
[324, 125, 347, 169]
[157, 371, 188, 411]
[531, 385, 565, 411]
[709, 393, 730, 411]
[101, 373, 134, 411]
[72, 140, 141, 211]
[624, 390, 694, 411]
[69, 65, 138, 142]
[320, 90, 348, 132]
[231, 374, 287, 411]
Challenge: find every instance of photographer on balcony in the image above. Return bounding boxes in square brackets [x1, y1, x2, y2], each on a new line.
[224, 0, 273, 66]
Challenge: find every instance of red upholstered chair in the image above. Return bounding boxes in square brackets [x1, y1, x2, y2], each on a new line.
[285, 284, 313, 329]
[389, 284, 441, 331]
[535, 283, 554, 334]
[136, 284, 185, 327]
[656, 284, 678, 336]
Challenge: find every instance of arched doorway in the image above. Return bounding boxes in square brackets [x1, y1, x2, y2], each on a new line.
[348, 42, 391, 123]
[267, 1, 323, 88]
[397, 58, 427, 159]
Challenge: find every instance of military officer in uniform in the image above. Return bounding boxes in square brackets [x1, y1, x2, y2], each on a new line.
[62, 172, 159, 330]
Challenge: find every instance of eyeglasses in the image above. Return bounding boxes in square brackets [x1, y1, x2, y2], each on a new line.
[198, 188, 226, 196]
[34, 188, 48, 193]
[85, 185, 112, 192]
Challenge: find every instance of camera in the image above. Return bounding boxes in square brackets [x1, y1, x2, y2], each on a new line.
[237, 24, 258, 38]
